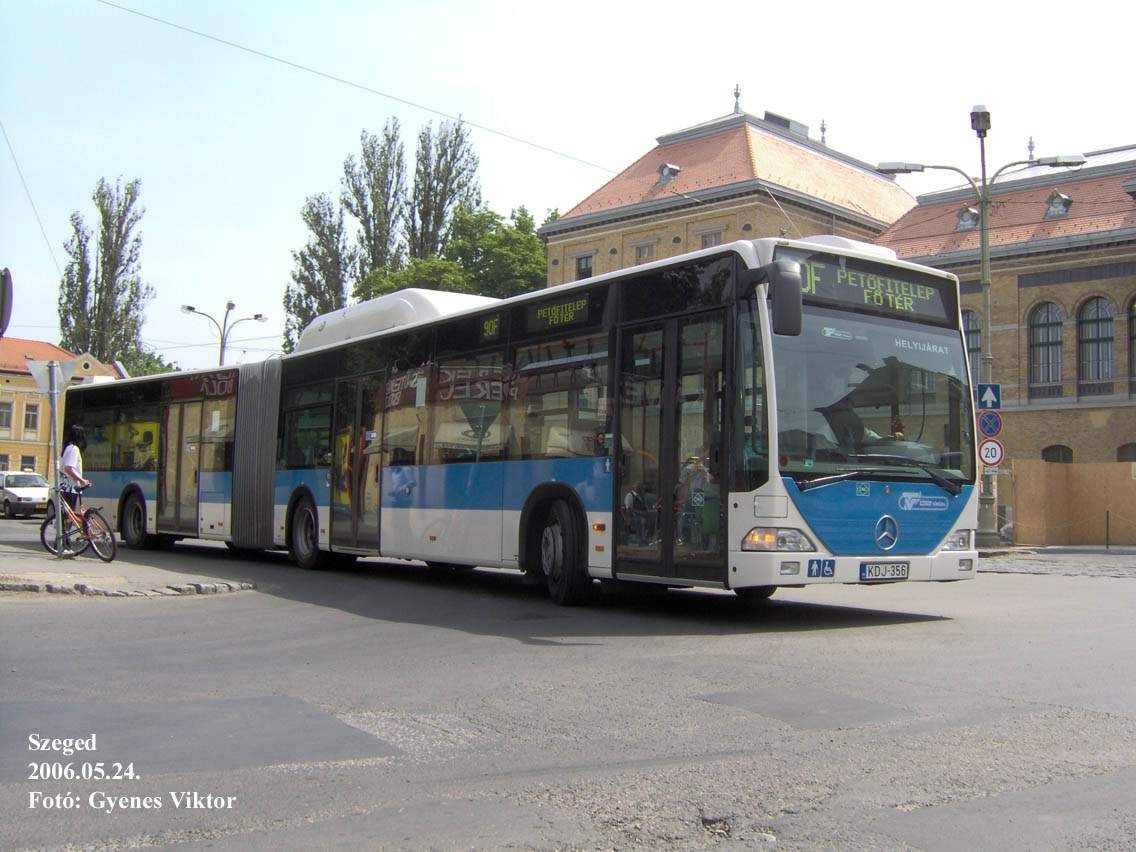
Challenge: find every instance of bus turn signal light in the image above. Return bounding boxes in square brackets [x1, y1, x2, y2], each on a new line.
[741, 527, 816, 552]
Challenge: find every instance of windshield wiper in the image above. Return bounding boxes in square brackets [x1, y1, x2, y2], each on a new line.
[848, 453, 963, 495]
[794, 469, 873, 492]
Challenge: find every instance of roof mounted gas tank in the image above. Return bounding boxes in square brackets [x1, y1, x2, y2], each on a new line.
[295, 288, 501, 353]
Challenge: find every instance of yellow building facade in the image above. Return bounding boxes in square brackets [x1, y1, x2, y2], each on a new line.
[540, 109, 915, 285]
[0, 337, 121, 475]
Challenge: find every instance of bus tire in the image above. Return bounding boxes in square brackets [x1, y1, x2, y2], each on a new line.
[735, 585, 776, 604]
[541, 500, 591, 606]
[121, 493, 153, 549]
[290, 496, 324, 570]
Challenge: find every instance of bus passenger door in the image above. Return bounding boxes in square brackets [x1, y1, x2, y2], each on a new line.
[616, 312, 727, 582]
[330, 375, 383, 552]
[330, 380, 358, 550]
[158, 401, 202, 536]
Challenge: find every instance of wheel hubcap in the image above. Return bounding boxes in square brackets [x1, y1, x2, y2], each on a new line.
[541, 523, 562, 578]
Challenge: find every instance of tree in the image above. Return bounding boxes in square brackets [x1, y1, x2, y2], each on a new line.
[342, 119, 406, 291]
[58, 177, 154, 365]
[406, 119, 479, 260]
[282, 194, 354, 352]
[445, 205, 546, 299]
[120, 348, 177, 377]
[357, 256, 470, 301]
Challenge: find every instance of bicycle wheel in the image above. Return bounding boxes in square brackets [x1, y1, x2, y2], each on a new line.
[39, 516, 89, 557]
[84, 510, 117, 563]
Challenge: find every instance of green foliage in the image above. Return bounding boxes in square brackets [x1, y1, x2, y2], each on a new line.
[407, 120, 480, 260]
[342, 119, 406, 285]
[282, 194, 354, 352]
[120, 348, 177, 377]
[58, 178, 154, 366]
[444, 205, 546, 299]
[359, 257, 471, 301]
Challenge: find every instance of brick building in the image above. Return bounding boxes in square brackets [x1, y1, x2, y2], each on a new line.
[539, 104, 914, 285]
[875, 145, 1136, 472]
[0, 337, 122, 475]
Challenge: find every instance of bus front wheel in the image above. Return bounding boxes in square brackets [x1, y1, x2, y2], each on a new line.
[290, 497, 323, 570]
[541, 501, 590, 606]
[735, 586, 776, 604]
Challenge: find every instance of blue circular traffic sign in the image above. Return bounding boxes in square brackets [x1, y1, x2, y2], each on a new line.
[978, 410, 1002, 438]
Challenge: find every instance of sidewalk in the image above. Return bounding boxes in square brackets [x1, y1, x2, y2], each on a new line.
[0, 532, 255, 598]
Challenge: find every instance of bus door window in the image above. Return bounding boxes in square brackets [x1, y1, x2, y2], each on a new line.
[674, 315, 725, 563]
[733, 300, 769, 492]
[617, 328, 663, 556]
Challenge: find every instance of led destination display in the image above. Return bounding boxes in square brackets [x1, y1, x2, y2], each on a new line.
[777, 248, 956, 324]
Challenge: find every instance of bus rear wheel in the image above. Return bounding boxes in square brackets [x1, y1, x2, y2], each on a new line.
[541, 500, 590, 606]
[290, 497, 324, 570]
[121, 493, 153, 549]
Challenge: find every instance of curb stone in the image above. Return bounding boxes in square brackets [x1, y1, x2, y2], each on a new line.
[0, 580, 255, 597]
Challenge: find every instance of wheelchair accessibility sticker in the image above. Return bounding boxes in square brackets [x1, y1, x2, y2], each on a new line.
[807, 559, 836, 578]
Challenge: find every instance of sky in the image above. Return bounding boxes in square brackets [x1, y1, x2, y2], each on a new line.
[2, 0, 1133, 371]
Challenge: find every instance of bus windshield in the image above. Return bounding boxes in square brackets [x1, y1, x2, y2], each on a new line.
[771, 305, 975, 487]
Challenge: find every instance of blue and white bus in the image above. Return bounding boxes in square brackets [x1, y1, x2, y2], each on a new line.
[64, 235, 977, 604]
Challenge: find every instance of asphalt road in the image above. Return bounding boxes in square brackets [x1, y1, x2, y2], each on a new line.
[2, 526, 1135, 850]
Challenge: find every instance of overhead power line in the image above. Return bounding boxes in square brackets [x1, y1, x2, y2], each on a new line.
[1, 117, 63, 277]
[94, 0, 616, 175]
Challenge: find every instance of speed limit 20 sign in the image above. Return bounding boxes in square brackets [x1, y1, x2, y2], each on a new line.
[979, 439, 1005, 467]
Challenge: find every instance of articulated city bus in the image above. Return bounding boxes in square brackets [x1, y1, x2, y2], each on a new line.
[64, 235, 978, 604]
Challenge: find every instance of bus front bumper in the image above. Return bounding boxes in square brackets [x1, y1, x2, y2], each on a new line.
[728, 550, 978, 589]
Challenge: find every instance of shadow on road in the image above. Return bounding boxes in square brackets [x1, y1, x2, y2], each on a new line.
[78, 537, 949, 644]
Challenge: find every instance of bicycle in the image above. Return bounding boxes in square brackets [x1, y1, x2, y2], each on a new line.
[39, 485, 117, 562]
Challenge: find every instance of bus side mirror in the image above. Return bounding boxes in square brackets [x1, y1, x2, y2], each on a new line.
[740, 260, 802, 336]
[767, 260, 802, 336]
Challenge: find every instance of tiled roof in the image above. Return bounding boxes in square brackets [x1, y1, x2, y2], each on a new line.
[556, 113, 914, 227]
[876, 157, 1136, 260]
[0, 337, 76, 374]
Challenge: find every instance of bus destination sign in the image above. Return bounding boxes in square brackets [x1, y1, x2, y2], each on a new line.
[777, 249, 955, 324]
[526, 296, 590, 333]
[480, 314, 502, 344]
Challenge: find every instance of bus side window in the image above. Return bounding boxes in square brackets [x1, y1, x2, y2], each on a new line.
[514, 332, 609, 460]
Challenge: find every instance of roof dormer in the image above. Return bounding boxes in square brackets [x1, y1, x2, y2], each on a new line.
[1045, 190, 1072, 218]
[955, 206, 980, 231]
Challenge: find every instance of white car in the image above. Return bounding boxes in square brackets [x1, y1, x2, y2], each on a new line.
[2, 472, 51, 518]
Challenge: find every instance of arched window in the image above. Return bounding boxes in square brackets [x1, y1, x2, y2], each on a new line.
[1028, 302, 1064, 399]
[961, 309, 982, 380]
[1118, 443, 1136, 462]
[1128, 297, 1135, 396]
[1042, 444, 1073, 463]
[1077, 297, 1114, 396]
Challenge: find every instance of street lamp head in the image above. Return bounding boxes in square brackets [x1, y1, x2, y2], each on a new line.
[253, 313, 267, 322]
[1035, 154, 1087, 168]
[225, 300, 236, 311]
[180, 305, 196, 314]
[877, 162, 925, 175]
[970, 105, 991, 138]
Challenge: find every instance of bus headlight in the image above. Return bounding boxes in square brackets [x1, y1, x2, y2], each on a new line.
[941, 529, 973, 551]
[741, 527, 816, 552]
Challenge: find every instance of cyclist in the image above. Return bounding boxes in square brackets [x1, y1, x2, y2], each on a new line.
[59, 424, 91, 512]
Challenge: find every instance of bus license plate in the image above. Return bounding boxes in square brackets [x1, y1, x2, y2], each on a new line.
[860, 562, 909, 582]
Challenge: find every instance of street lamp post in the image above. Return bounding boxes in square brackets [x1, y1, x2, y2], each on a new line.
[180, 301, 268, 366]
[879, 106, 1085, 547]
